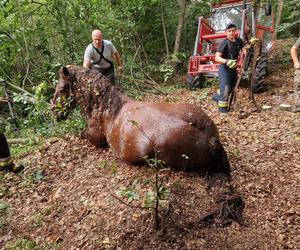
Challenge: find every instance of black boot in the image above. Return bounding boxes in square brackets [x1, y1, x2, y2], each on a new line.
[0, 163, 24, 173]
[0, 133, 24, 173]
[10, 163, 24, 173]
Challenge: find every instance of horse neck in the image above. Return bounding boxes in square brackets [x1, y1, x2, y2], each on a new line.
[72, 70, 127, 118]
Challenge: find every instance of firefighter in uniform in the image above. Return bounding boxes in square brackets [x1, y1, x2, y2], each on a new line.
[0, 97, 23, 173]
[213, 23, 244, 113]
[212, 24, 260, 113]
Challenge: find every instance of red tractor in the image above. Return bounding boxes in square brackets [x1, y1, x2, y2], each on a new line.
[187, 0, 275, 92]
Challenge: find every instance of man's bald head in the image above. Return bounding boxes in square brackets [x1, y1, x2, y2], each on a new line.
[92, 29, 103, 48]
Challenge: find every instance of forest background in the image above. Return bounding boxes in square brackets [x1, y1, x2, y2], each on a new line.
[0, 0, 299, 141]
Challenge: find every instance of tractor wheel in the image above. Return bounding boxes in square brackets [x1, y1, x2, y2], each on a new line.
[252, 53, 268, 93]
[186, 73, 204, 89]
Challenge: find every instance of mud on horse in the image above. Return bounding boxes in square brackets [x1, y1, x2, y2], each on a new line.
[51, 65, 231, 178]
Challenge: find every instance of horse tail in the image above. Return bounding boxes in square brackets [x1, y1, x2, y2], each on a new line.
[208, 137, 231, 179]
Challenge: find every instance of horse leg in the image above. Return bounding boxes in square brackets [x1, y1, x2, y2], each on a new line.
[80, 129, 88, 139]
[81, 123, 108, 148]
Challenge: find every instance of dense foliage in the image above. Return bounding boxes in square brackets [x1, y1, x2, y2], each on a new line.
[278, 0, 300, 38]
[0, 0, 210, 85]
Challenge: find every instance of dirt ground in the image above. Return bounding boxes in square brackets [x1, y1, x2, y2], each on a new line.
[0, 39, 299, 249]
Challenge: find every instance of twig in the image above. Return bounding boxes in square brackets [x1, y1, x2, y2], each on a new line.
[142, 70, 157, 85]
[121, 74, 165, 94]
[133, 30, 150, 66]
[7, 138, 39, 144]
[24, 4, 44, 22]
[219, 127, 280, 132]
[5, 80, 34, 97]
[131, 45, 140, 78]
[110, 193, 149, 210]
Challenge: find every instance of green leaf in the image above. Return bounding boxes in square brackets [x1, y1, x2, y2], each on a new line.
[0, 202, 9, 211]
[116, 188, 139, 203]
[128, 119, 139, 126]
[126, 191, 139, 202]
[34, 170, 44, 181]
[144, 190, 155, 208]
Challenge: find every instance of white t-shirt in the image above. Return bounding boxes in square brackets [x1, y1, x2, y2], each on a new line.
[84, 39, 117, 69]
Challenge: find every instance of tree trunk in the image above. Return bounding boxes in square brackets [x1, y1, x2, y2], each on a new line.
[173, 0, 187, 54]
[275, 0, 284, 39]
[160, 1, 169, 56]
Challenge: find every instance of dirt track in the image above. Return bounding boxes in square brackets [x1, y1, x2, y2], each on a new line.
[0, 39, 299, 249]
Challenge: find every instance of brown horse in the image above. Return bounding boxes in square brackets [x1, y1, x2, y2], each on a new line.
[51, 65, 230, 177]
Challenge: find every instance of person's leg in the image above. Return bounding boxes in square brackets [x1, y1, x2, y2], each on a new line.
[0, 133, 13, 171]
[0, 133, 23, 173]
[294, 69, 300, 112]
[212, 89, 220, 102]
[218, 65, 233, 113]
[230, 70, 238, 93]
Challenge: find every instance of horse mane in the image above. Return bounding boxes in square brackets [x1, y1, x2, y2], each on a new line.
[67, 65, 126, 118]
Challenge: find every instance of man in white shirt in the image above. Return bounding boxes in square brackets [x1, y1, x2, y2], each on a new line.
[83, 29, 123, 84]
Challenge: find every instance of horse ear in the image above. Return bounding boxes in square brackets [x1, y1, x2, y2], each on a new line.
[62, 66, 71, 78]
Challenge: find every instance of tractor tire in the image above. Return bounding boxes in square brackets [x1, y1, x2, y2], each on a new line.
[187, 73, 204, 89]
[252, 53, 268, 93]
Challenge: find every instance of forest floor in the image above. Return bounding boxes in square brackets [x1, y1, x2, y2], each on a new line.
[0, 39, 299, 249]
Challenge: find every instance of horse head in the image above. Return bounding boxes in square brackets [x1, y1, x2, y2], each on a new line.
[51, 66, 77, 121]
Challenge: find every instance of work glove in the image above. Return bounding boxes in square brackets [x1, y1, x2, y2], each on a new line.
[249, 37, 259, 46]
[226, 59, 237, 69]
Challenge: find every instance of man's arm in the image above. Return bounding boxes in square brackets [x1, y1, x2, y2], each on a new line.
[215, 52, 227, 64]
[83, 45, 92, 68]
[290, 45, 300, 69]
[83, 59, 92, 68]
[113, 51, 123, 71]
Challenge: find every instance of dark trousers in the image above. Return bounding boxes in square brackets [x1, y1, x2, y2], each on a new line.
[0, 133, 12, 168]
[215, 65, 237, 110]
[92, 64, 115, 84]
[219, 65, 237, 102]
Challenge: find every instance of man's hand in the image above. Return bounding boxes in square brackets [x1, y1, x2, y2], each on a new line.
[226, 59, 237, 69]
[0, 97, 9, 103]
[249, 37, 259, 46]
[294, 62, 300, 70]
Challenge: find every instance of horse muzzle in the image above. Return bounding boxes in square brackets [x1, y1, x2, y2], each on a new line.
[50, 97, 68, 121]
